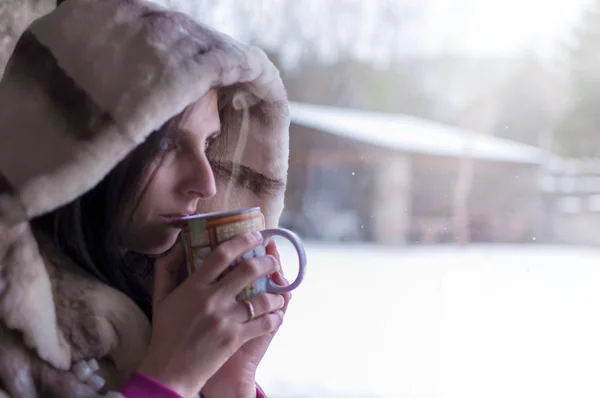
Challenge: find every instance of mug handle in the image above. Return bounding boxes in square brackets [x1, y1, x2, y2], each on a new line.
[260, 228, 307, 294]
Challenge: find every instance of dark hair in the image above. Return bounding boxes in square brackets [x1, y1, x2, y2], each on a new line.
[32, 90, 232, 319]
[32, 119, 177, 319]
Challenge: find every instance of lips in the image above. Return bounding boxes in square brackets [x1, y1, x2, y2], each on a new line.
[161, 215, 186, 222]
[161, 211, 196, 223]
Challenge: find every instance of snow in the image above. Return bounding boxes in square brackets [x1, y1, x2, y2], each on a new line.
[257, 242, 600, 397]
[289, 102, 544, 165]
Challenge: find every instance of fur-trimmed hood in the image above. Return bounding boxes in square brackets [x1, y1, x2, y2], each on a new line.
[0, 0, 289, 396]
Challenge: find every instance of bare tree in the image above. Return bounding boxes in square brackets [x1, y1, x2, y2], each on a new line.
[156, 0, 424, 70]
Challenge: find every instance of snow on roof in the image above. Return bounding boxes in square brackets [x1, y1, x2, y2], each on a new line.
[289, 102, 544, 165]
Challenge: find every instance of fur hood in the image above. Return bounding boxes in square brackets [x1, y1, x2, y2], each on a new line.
[0, 0, 290, 396]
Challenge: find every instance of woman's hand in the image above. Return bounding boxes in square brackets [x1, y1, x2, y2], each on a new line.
[201, 240, 292, 398]
[137, 232, 284, 398]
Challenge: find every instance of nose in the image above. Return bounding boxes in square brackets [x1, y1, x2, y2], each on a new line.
[182, 151, 217, 199]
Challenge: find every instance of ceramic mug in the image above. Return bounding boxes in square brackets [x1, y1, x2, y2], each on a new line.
[179, 207, 306, 300]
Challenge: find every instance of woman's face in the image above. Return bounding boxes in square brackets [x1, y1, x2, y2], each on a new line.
[121, 90, 220, 254]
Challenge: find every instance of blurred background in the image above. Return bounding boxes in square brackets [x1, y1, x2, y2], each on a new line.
[4, 0, 600, 397]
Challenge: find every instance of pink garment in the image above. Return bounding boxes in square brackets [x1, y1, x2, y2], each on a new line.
[119, 372, 182, 398]
[120, 372, 266, 398]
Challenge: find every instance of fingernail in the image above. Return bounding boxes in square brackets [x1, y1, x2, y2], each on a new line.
[269, 255, 280, 270]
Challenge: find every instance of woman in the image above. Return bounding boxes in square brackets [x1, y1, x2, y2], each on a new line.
[0, 0, 292, 397]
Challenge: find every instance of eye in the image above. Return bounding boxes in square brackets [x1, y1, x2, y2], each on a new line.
[205, 134, 218, 150]
[159, 137, 177, 152]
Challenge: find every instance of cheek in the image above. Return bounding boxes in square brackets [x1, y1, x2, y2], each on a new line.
[151, 161, 181, 192]
[131, 169, 173, 220]
[130, 195, 153, 224]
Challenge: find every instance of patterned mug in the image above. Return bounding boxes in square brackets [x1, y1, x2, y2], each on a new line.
[179, 207, 307, 300]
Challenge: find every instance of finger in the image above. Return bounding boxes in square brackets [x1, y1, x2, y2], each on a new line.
[270, 270, 288, 286]
[270, 271, 292, 312]
[243, 310, 284, 339]
[265, 239, 281, 265]
[191, 231, 264, 284]
[153, 243, 185, 310]
[217, 255, 280, 297]
[234, 293, 284, 323]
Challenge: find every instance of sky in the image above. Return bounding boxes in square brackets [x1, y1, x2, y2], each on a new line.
[420, 0, 595, 57]
[151, 0, 595, 61]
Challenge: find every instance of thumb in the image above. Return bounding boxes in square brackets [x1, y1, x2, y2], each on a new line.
[153, 243, 185, 310]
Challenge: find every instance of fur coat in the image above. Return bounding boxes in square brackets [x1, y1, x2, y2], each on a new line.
[0, 0, 290, 396]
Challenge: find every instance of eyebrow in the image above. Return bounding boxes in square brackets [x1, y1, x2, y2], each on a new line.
[210, 160, 286, 197]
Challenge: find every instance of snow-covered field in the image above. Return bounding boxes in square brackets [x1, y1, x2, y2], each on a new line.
[256, 242, 600, 398]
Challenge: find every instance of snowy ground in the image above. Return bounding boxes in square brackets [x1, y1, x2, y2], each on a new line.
[255, 242, 600, 398]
